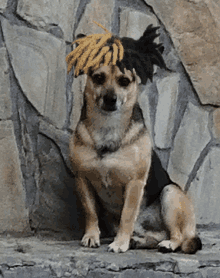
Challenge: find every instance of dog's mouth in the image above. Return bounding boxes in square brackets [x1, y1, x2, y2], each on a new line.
[101, 103, 118, 112]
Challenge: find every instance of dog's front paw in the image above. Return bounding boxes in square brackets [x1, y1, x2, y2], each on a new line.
[108, 239, 130, 253]
[81, 229, 100, 248]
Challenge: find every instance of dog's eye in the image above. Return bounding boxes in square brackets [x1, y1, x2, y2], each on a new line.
[92, 73, 106, 85]
[118, 77, 131, 87]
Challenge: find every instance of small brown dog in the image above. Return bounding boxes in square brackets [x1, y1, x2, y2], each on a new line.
[68, 24, 202, 254]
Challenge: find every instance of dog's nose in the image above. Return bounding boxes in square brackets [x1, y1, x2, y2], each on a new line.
[102, 91, 117, 112]
[103, 92, 117, 106]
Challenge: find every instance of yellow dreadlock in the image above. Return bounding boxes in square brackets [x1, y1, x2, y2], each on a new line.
[66, 21, 124, 76]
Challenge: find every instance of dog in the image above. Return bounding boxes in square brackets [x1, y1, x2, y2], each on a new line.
[67, 24, 202, 254]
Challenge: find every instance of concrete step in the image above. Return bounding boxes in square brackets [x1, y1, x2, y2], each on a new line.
[0, 228, 220, 278]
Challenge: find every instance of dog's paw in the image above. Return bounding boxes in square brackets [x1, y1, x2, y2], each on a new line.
[158, 240, 177, 253]
[108, 239, 130, 253]
[81, 230, 100, 248]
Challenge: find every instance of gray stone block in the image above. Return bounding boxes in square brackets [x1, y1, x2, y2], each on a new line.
[0, 120, 29, 232]
[30, 134, 83, 237]
[1, 17, 67, 129]
[174, 258, 200, 274]
[3, 266, 53, 278]
[167, 102, 210, 188]
[188, 147, 220, 225]
[203, 267, 220, 278]
[120, 8, 158, 39]
[39, 119, 71, 170]
[0, 47, 12, 119]
[119, 269, 174, 278]
[212, 108, 220, 142]
[69, 75, 87, 132]
[0, 0, 7, 13]
[138, 82, 158, 145]
[144, 0, 220, 106]
[17, 0, 80, 41]
[0, 228, 219, 278]
[119, 8, 159, 74]
[75, 0, 115, 35]
[88, 270, 120, 278]
[154, 73, 181, 149]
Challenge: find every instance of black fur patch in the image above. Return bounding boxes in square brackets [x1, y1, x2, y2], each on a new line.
[145, 151, 175, 206]
[117, 24, 169, 85]
[131, 103, 145, 122]
[96, 141, 120, 158]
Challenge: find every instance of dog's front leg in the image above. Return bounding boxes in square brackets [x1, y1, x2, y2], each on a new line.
[108, 180, 145, 253]
[76, 176, 100, 248]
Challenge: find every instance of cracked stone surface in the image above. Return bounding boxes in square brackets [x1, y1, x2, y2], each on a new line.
[1, 17, 67, 129]
[17, 0, 80, 41]
[154, 73, 181, 149]
[119, 8, 158, 40]
[0, 47, 12, 120]
[0, 121, 29, 233]
[188, 146, 220, 225]
[144, 0, 220, 106]
[0, 228, 219, 278]
[0, 0, 7, 13]
[75, 0, 115, 35]
[167, 102, 211, 188]
[69, 74, 87, 133]
[212, 108, 220, 142]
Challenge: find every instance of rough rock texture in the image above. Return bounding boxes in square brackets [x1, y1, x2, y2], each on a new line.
[29, 133, 84, 237]
[144, 0, 220, 106]
[212, 108, 220, 142]
[0, 0, 219, 246]
[168, 102, 211, 188]
[120, 8, 158, 39]
[0, 0, 7, 13]
[0, 121, 29, 232]
[1, 18, 67, 129]
[75, 0, 115, 35]
[0, 47, 11, 119]
[0, 228, 219, 278]
[69, 75, 87, 133]
[154, 73, 181, 149]
[188, 147, 220, 225]
[17, 0, 80, 41]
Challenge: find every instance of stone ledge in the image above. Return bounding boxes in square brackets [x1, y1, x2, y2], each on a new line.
[0, 228, 219, 278]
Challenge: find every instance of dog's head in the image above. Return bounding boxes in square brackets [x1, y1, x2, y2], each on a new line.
[66, 22, 168, 114]
[84, 64, 140, 114]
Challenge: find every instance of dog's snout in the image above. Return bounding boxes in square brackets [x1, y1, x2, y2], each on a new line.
[102, 91, 117, 112]
[103, 92, 117, 106]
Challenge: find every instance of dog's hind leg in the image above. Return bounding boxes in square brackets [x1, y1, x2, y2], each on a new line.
[130, 231, 167, 249]
[158, 184, 201, 254]
[130, 199, 168, 250]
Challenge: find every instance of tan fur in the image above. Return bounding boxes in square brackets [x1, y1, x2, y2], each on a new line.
[70, 64, 200, 254]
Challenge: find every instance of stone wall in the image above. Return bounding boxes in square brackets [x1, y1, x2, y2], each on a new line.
[0, 0, 219, 235]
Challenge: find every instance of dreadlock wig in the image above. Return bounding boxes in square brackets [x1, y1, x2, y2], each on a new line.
[66, 21, 168, 85]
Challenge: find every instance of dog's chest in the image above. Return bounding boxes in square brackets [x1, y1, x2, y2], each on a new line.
[86, 147, 137, 186]
[90, 175, 125, 214]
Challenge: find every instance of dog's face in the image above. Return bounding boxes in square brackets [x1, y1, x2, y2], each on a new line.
[85, 64, 140, 114]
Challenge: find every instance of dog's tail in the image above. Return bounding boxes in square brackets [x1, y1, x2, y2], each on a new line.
[181, 236, 202, 254]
